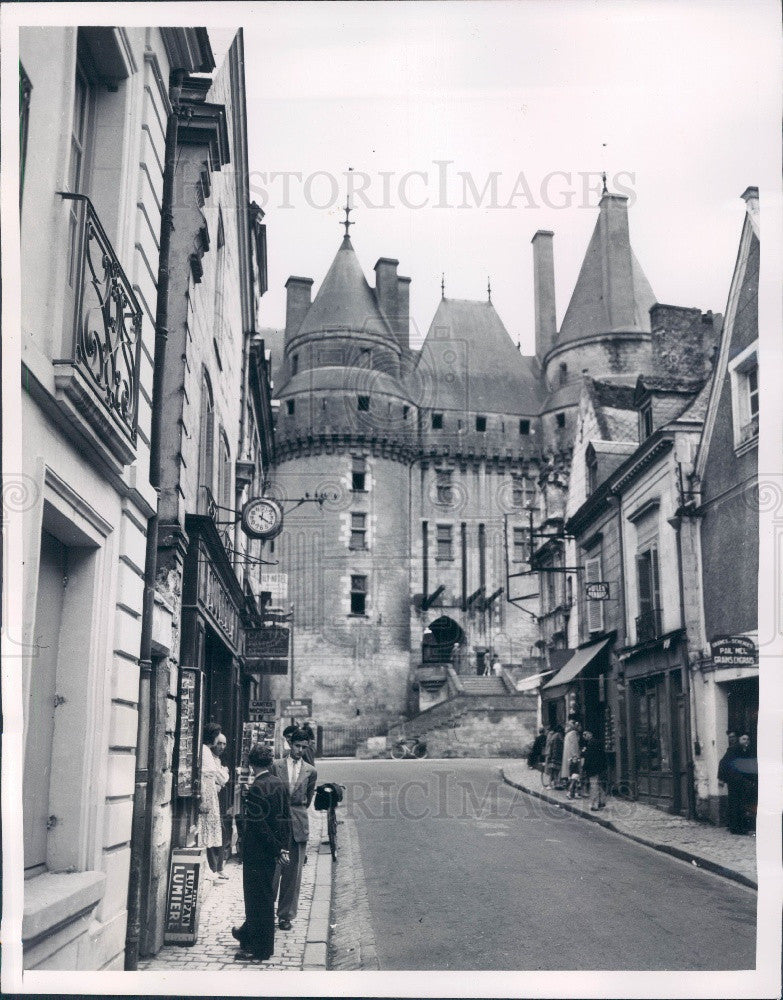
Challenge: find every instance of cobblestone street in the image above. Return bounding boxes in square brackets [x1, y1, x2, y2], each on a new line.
[501, 762, 758, 887]
[138, 813, 327, 971]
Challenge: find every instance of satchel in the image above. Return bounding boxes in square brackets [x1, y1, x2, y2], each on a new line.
[314, 782, 343, 811]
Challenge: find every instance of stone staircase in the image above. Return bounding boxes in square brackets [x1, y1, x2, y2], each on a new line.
[458, 675, 507, 695]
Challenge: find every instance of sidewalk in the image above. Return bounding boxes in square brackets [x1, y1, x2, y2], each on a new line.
[501, 763, 757, 889]
[138, 810, 332, 971]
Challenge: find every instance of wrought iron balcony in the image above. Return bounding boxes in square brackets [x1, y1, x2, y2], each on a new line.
[55, 193, 143, 465]
[635, 608, 663, 644]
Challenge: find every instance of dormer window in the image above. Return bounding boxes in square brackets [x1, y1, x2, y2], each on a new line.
[476, 415, 487, 432]
[432, 412, 444, 430]
[640, 401, 654, 440]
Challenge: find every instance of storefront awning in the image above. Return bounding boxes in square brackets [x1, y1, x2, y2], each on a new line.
[542, 637, 612, 699]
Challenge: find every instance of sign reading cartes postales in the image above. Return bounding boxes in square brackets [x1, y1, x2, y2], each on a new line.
[710, 636, 758, 667]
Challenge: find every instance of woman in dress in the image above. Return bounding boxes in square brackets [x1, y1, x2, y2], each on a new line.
[200, 722, 230, 878]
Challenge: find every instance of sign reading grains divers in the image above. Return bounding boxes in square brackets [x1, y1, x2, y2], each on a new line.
[710, 636, 758, 667]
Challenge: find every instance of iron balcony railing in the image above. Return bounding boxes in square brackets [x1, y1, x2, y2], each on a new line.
[635, 608, 663, 644]
[57, 193, 143, 449]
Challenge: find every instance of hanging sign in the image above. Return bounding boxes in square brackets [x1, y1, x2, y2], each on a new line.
[710, 636, 757, 667]
[248, 698, 277, 721]
[245, 625, 289, 675]
[164, 847, 205, 945]
[585, 582, 610, 600]
[280, 697, 312, 719]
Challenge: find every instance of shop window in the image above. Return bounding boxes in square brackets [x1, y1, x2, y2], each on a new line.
[436, 523, 453, 560]
[635, 545, 662, 642]
[350, 575, 367, 615]
[351, 457, 366, 492]
[357, 395, 370, 412]
[729, 343, 759, 450]
[513, 526, 526, 562]
[350, 512, 367, 550]
[476, 415, 487, 432]
[519, 419, 530, 436]
[432, 412, 444, 430]
[435, 469, 453, 505]
[584, 554, 604, 633]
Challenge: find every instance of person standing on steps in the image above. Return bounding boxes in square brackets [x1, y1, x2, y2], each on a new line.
[272, 729, 317, 930]
[199, 723, 230, 879]
[233, 743, 291, 961]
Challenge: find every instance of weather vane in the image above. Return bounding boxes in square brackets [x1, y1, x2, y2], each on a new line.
[487, 276, 492, 303]
[342, 166, 355, 239]
[441, 273, 445, 299]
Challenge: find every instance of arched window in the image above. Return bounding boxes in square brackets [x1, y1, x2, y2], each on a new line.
[198, 372, 215, 506]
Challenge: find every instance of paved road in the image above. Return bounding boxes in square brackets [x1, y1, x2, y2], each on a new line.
[317, 758, 756, 971]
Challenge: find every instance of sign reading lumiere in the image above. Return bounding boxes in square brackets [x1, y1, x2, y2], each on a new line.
[245, 623, 289, 674]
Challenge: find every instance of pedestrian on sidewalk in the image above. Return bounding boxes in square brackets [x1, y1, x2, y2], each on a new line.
[272, 729, 317, 930]
[528, 727, 547, 769]
[199, 723, 230, 878]
[582, 730, 606, 810]
[545, 724, 564, 786]
[561, 716, 581, 793]
[233, 743, 291, 961]
[720, 733, 757, 834]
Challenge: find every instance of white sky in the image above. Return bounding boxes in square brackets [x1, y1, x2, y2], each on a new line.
[209, 0, 780, 353]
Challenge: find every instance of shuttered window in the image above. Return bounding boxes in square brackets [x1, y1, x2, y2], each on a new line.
[584, 555, 604, 633]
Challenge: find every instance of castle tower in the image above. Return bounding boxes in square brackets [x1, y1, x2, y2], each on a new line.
[537, 190, 657, 454]
[271, 224, 415, 726]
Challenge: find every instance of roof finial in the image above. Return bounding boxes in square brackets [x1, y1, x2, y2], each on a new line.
[342, 167, 355, 240]
[487, 276, 492, 303]
[441, 272, 445, 299]
[601, 171, 608, 196]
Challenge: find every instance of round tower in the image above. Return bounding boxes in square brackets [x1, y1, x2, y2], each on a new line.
[271, 227, 415, 727]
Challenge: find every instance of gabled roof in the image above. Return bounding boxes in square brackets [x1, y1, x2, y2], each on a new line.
[417, 297, 543, 414]
[295, 236, 395, 342]
[555, 193, 657, 347]
[665, 375, 713, 427]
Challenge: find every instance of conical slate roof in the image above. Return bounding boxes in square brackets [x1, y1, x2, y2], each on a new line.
[556, 193, 656, 346]
[295, 236, 395, 341]
[417, 298, 543, 414]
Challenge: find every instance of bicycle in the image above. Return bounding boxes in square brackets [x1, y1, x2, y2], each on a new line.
[314, 782, 344, 862]
[390, 736, 428, 759]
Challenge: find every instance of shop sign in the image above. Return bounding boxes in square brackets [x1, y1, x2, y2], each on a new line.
[585, 582, 610, 600]
[280, 697, 312, 719]
[164, 848, 205, 945]
[261, 571, 288, 601]
[176, 668, 202, 797]
[197, 541, 240, 648]
[245, 625, 289, 675]
[710, 636, 757, 667]
[248, 698, 276, 721]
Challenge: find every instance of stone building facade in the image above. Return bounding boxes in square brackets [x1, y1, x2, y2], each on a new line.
[18, 26, 213, 971]
[270, 189, 666, 730]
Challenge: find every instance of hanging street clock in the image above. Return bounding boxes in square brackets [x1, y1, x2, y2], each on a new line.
[241, 497, 284, 540]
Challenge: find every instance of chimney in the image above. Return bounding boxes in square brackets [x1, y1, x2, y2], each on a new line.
[284, 276, 313, 339]
[374, 257, 400, 340]
[396, 276, 411, 350]
[649, 303, 711, 379]
[531, 231, 557, 360]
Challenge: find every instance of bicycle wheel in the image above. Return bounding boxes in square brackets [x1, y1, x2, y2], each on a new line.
[327, 808, 338, 861]
[390, 741, 406, 760]
[413, 742, 427, 759]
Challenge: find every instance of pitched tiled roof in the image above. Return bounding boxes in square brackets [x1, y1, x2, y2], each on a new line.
[556, 194, 656, 347]
[417, 298, 543, 414]
[296, 236, 395, 342]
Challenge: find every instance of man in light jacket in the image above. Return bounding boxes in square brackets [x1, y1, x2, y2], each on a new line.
[271, 729, 317, 929]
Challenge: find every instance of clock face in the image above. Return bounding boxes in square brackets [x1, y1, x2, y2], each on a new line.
[241, 498, 284, 540]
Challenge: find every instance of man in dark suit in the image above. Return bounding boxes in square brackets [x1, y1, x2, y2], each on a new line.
[272, 729, 317, 930]
[232, 743, 291, 961]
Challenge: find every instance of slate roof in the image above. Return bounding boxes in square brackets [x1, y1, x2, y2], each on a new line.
[417, 298, 543, 414]
[277, 366, 410, 401]
[665, 375, 713, 426]
[584, 376, 639, 442]
[556, 193, 657, 347]
[295, 236, 395, 342]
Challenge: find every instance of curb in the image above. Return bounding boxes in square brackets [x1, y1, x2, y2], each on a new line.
[500, 768, 758, 891]
[302, 813, 333, 969]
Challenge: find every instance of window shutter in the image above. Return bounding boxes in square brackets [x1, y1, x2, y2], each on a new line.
[636, 551, 653, 617]
[585, 556, 604, 633]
